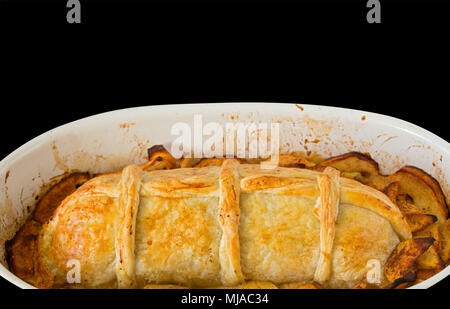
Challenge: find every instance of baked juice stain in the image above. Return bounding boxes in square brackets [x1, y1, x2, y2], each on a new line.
[5, 170, 10, 183]
[119, 122, 136, 129]
[295, 104, 304, 111]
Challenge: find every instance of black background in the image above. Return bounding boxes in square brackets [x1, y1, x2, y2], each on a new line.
[0, 0, 449, 303]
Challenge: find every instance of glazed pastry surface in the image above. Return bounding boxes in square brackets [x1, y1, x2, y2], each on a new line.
[36, 160, 411, 288]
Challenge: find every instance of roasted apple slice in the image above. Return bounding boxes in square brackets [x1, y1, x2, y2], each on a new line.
[316, 152, 388, 190]
[5, 219, 55, 288]
[384, 237, 435, 282]
[440, 219, 450, 264]
[415, 223, 445, 270]
[142, 145, 177, 171]
[383, 270, 417, 289]
[177, 157, 202, 168]
[384, 182, 437, 232]
[413, 268, 441, 285]
[264, 154, 315, 168]
[193, 157, 246, 167]
[195, 157, 230, 167]
[388, 166, 448, 224]
[6, 219, 41, 283]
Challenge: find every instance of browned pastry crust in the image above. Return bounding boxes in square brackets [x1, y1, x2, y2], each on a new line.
[218, 159, 244, 285]
[6, 147, 449, 289]
[115, 165, 142, 288]
[314, 151, 449, 287]
[6, 172, 92, 288]
[314, 167, 340, 283]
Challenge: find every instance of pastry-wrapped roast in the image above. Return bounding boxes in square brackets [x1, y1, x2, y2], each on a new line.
[11, 158, 415, 289]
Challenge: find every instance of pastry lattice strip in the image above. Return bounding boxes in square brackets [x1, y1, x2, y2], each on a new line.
[314, 167, 340, 283]
[115, 165, 142, 288]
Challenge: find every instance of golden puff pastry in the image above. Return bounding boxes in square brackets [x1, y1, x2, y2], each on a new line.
[32, 159, 411, 289]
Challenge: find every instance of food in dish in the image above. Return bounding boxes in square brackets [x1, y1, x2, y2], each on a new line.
[6, 146, 449, 289]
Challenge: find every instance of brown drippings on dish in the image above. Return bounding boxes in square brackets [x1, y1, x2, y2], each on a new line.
[304, 139, 320, 144]
[295, 104, 304, 111]
[51, 141, 70, 172]
[4, 170, 10, 184]
[379, 136, 398, 148]
[119, 122, 136, 129]
[361, 115, 366, 121]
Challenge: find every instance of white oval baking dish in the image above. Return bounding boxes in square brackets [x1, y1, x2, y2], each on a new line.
[0, 103, 449, 289]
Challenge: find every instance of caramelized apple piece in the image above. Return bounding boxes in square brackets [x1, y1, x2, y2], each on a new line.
[415, 248, 444, 271]
[5, 219, 54, 288]
[142, 145, 177, 171]
[264, 154, 315, 168]
[193, 157, 246, 167]
[388, 166, 448, 224]
[385, 182, 438, 232]
[384, 237, 434, 282]
[6, 220, 40, 282]
[440, 219, 450, 264]
[416, 268, 440, 281]
[316, 152, 388, 190]
[177, 157, 202, 168]
[415, 223, 445, 270]
[195, 157, 230, 167]
[383, 270, 417, 289]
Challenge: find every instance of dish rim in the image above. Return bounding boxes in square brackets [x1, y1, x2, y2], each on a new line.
[0, 103, 449, 289]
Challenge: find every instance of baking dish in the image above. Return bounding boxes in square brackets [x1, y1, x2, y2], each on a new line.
[0, 103, 449, 289]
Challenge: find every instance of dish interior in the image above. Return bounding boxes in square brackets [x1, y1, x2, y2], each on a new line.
[0, 103, 449, 288]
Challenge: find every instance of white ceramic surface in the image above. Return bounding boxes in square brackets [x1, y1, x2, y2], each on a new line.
[0, 103, 448, 289]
